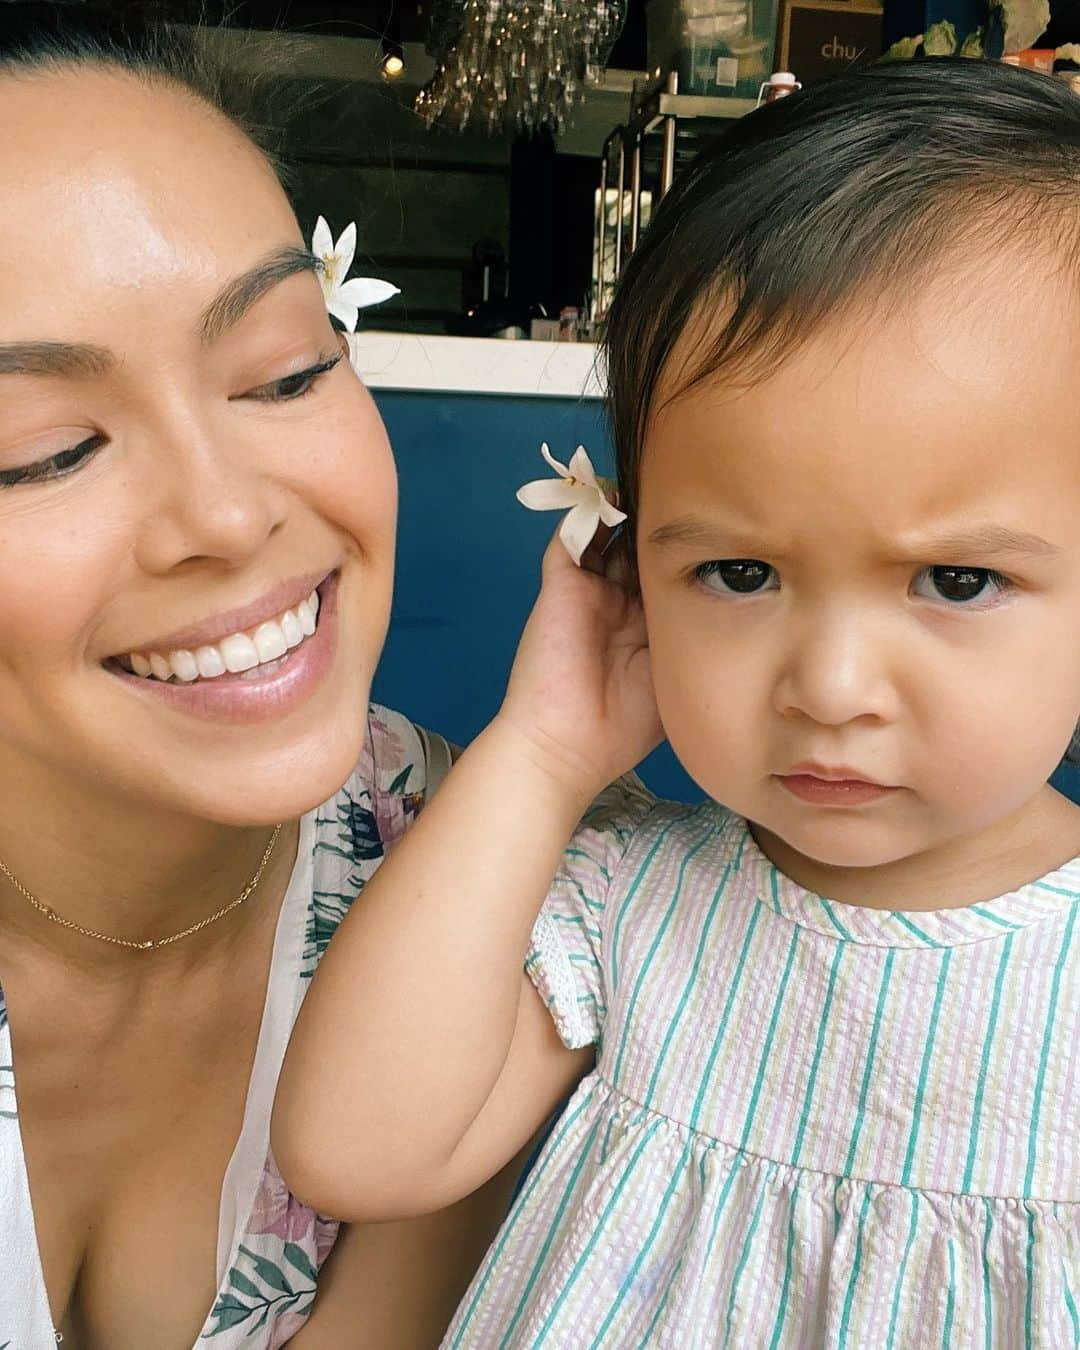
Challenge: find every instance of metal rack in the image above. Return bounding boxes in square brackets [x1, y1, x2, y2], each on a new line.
[593, 72, 757, 319]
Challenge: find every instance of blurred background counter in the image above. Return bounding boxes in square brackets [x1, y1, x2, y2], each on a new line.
[349, 333, 697, 800]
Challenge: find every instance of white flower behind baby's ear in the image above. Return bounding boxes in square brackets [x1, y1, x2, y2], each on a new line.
[516, 443, 627, 566]
[311, 216, 400, 332]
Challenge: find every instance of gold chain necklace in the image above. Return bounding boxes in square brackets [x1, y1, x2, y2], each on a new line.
[0, 823, 283, 951]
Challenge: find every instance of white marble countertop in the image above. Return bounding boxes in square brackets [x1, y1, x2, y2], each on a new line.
[347, 332, 604, 399]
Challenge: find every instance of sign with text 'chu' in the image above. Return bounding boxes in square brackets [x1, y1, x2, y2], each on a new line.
[778, 0, 884, 83]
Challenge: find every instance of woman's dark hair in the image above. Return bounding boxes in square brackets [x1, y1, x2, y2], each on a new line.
[0, 3, 279, 168]
[603, 59, 1080, 528]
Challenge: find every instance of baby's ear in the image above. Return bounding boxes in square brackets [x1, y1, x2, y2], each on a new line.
[606, 522, 641, 595]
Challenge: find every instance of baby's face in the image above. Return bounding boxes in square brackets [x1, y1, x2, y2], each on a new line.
[636, 269, 1080, 876]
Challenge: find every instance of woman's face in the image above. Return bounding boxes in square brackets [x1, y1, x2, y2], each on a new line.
[0, 68, 397, 826]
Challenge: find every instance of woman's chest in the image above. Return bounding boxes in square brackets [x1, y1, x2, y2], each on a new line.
[4, 961, 267, 1350]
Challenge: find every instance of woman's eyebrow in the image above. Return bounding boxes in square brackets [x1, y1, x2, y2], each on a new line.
[0, 246, 323, 377]
[0, 341, 112, 377]
[199, 245, 322, 344]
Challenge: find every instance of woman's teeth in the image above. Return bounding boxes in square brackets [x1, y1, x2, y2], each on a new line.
[127, 591, 320, 683]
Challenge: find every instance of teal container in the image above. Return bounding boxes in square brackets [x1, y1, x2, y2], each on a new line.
[648, 0, 781, 99]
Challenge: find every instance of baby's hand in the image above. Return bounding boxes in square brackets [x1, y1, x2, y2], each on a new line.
[495, 528, 663, 802]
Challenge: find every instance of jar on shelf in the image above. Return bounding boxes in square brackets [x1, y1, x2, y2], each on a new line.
[758, 70, 801, 105]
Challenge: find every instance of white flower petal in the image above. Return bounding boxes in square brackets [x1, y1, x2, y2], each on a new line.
[567, 445, 601, 490]
[540, 442, 571, 478]
[598, 496, 627, 527]
[327, 295, 359, 332]
[517, 479, 590, 511]
[312, 215, 333, 261]
[559, 501, 601, 566]
[334, 222, 358, 279]
[338, 277, 400, 309]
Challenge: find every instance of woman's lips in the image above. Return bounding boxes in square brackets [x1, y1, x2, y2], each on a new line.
[105, 573, 340, 725]
[777, 773, 898, 806]
[122, 568, 334, 657]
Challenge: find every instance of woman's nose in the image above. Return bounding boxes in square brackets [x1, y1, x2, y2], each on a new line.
[772, 606, 896, 728]
[133, 420, 288, 575]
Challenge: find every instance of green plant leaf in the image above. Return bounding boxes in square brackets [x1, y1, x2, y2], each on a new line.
[206, 1299, 252, 1334]
[283, 1242, 319, 1284]
[237, 1245, 294, 1296]
[960, 26, 986, 55]
[881, 34, 924, 60]
[228, 1270, 262, 1300]
[924, 19, 958, 54]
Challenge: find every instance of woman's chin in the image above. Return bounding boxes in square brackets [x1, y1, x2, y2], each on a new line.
[154, 716, 374, 827]
[40, 656, 379, 829]
[73, 573, 389, 826]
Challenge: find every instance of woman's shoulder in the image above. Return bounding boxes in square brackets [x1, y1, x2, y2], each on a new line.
[322, 704, 453, 853]
[303, 706, 450, 964]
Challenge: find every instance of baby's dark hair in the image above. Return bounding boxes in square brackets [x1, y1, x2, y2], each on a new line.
[603, 59, 1080, 528]
[0, 3, 278, 170]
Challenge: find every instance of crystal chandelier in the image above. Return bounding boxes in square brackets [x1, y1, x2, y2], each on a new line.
[417, 0, 627, 135]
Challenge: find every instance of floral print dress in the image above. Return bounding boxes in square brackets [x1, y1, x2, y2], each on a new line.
[0, 705, 450, 1349]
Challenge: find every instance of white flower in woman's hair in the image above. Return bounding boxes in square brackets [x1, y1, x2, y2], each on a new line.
[516, 443, 627, 566]
[311, 217, 400, 332]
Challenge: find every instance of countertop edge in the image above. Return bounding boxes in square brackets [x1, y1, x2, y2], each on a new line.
[348, 332, 605, 399]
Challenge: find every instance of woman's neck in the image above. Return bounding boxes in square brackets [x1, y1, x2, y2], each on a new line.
[0, 754, 299, 968]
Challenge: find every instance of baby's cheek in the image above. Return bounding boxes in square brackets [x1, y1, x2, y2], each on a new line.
[918, 668, 1073, 821]
[651, 634, 747, 792]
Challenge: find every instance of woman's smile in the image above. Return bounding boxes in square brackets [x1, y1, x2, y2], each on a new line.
[105, 570, 341, 724]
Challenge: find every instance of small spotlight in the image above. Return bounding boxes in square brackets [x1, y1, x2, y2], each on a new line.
[380, 40, 405, 79]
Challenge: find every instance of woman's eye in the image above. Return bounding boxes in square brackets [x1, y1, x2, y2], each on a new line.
[695, 559, 778, 595]
[913, 565, 1011, 605]
[243, 353, 343, 403]
[0, 435, 105, 488]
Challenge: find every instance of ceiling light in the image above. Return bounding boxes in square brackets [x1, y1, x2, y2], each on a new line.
[382, 49, 406, 78]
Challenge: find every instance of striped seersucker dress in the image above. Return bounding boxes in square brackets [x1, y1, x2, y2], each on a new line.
[444, 777, 1080, 1349]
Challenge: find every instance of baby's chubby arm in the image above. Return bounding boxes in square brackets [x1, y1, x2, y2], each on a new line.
[272, 533, 662, 1222]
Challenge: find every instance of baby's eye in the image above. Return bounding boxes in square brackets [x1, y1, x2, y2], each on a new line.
[694, 559, 778, 595]
[912, 565, 1011, 605]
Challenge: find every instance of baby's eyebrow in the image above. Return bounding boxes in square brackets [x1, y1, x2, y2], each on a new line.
[647, 517, 1062, 560]
[648, 517, 733, 548]
[901, 525, 1061, 559]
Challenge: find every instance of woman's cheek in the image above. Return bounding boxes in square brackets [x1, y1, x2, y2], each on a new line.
[0, 485, 131, 677]
[288, 384, 399, 554]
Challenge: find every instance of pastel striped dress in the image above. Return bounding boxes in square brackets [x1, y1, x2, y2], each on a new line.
[445, 778, 1080, 1348]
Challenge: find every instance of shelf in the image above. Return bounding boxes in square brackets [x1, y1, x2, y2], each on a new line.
[634, 90, 759, 135]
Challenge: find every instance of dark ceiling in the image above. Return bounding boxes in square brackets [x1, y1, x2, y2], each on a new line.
[189, 2, 428, 41]
[171, 0, 648, 66]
